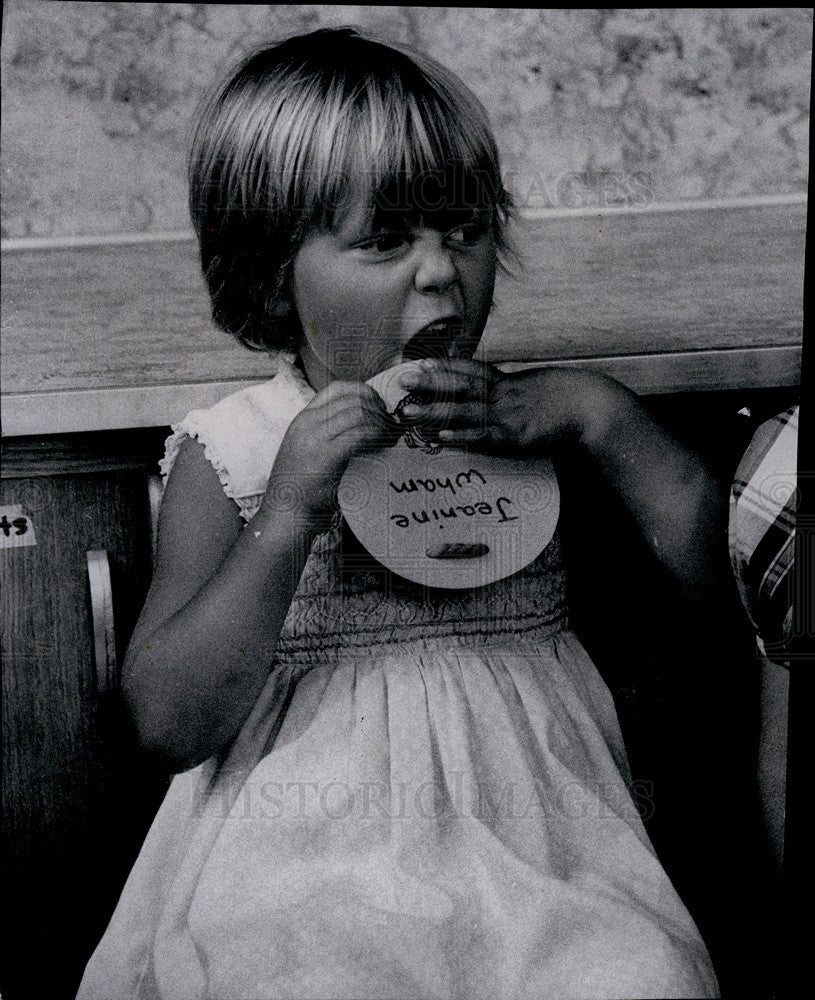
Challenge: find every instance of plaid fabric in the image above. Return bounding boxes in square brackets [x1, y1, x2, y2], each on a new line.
[729, 406, 798, 665]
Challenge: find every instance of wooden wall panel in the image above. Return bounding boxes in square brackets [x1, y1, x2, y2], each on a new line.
[1, 469, 162, 999]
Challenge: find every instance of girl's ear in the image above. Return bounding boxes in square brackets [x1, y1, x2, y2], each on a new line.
[275, 301, 303, 354]
[270, 298, 294, 318]
[270, 258, 296, 319]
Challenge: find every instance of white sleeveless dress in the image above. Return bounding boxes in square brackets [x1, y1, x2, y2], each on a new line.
[76, 356, 719, 1000]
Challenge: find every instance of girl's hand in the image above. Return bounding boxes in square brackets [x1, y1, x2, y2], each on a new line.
[265, 381, 399, 523]
[396, 359, 622, 456]
[400, 358, 730, 602]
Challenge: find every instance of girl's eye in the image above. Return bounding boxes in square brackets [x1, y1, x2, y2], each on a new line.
[445, 220, 489, 247]
[357, 232, 410, 255]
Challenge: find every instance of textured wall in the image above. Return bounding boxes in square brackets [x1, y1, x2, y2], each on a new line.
[1, 4, 811, 239]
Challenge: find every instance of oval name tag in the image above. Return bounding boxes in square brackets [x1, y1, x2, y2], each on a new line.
[338, 362, 560, 589]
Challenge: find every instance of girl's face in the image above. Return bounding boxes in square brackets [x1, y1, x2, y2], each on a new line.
[291, 194, 497, 390]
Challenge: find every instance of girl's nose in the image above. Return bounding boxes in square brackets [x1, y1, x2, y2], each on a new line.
[413, 236, 458, 294]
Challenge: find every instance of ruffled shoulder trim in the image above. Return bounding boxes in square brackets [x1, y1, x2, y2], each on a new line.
[158, 354, 315, 522]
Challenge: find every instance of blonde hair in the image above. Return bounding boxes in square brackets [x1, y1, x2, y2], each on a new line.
[189, 27, 514, 352]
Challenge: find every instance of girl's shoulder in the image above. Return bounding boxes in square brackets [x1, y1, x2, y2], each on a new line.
[159, 354, 314, 522]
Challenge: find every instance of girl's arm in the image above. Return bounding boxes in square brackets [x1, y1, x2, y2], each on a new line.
[399, 362, 731, 599]
[568, 370, 731, 599]
[124, 382, 396, 772]
[123, 436, 319, 772]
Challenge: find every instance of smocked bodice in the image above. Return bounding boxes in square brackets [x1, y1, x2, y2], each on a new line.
[275, 512, 568, 665]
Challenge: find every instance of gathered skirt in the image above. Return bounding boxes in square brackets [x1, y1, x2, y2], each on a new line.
[77, 632, 718, 999]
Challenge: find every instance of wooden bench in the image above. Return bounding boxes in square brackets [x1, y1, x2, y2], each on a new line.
[1, 194, 804, 435]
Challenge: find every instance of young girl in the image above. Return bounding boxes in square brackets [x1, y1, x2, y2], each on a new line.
[77, 27, 726, 999]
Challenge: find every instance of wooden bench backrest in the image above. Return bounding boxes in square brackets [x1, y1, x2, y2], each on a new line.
[1, 195, 804, 436]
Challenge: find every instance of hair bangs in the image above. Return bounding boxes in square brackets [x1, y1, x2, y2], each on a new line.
[275, 48, 513, 254]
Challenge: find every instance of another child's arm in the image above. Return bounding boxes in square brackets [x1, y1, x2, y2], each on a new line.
[123, 382, 396, 772]
[399, 361, 730, 599]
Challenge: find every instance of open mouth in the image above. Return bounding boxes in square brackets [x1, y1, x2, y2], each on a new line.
[401, 318, 469, 362]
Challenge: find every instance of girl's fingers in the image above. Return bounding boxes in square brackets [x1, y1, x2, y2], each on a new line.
[336, 419, 400, 456]
[397, 400, 486, 429]
[310, 381, 386, 416]
[398, 359, 495, 400]
[438, 427, 490, 443]
[300, 398, 394, 446]
[311, 383, 387, 416]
